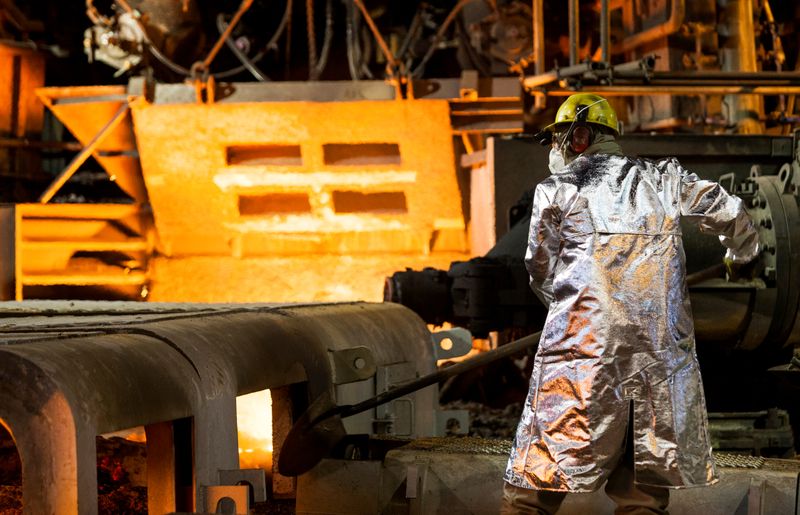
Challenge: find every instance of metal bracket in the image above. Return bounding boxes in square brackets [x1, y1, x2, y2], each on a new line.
[200, 484, 250, 514]
[218, 468, 267, 502]
[431, 327, 472, 361]
[778, 163, 794, 194]
[329, 346, 377, 385]
[407, 460, 430, 515]
[38, 102, 130, 203]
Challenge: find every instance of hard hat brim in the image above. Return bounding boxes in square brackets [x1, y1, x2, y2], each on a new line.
[542, 120, 619, 135]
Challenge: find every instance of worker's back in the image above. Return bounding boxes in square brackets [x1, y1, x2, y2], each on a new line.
[537, 153, 692, 356]
[509, 151, 757, 491]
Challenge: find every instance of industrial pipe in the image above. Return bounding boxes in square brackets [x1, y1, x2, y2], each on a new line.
[545, 86, 800, 96]
[532, 0, 544, 75]
[616, 0, 685, 54]
[600, 0, 610, 62]
[568, 0, 579, 65]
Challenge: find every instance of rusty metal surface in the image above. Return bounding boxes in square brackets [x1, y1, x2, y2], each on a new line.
[0, 206, 15, 300]
[35, 85, 148, 202]
[0, 43, 44, 181]
[148, 253, 465, 302]
[131, 97, 465, 257]
[7, 203, 152, 300]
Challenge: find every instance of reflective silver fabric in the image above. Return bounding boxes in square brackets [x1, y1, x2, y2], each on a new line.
[505, 152, 759, 492]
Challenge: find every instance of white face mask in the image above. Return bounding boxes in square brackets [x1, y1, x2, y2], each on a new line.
[548, 146, 567, 173]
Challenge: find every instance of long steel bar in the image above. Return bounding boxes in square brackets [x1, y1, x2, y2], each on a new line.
[544, 86, 800, 96]
[600, 0, 610, 62]
[38, 103, 129, 203]
[568, 0, 579, 65]
[526, 69, 800, 89]
[523, 61, 606, 88]
[642, 70, 800, 81]
[532, 0, 544, 74]
[0, 138, 82, 151]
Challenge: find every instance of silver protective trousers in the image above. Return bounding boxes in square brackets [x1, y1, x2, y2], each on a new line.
[501, 412, 670, 514]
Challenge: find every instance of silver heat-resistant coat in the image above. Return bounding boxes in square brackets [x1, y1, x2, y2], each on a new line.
[505, 151, 759, 492]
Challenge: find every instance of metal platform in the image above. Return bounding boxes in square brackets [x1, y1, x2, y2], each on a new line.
[297, 437, 800, 515]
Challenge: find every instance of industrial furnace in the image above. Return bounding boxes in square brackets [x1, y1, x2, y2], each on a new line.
[1, 0, 800, 513]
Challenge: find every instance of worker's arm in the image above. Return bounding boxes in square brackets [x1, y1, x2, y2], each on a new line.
[525, 183, 561, 307]
[678, 166, 759, 264]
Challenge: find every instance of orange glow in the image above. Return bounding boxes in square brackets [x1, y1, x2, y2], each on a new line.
[122, 429, 146, 443]
[236, 390, 273, 471]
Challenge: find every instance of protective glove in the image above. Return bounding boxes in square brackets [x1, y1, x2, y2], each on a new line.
[724, 256, 760, 282]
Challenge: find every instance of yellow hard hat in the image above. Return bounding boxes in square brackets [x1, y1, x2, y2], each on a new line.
[545, 93, 619, 135]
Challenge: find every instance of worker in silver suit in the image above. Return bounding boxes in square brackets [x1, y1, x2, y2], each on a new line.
[502, 93, 760, 514]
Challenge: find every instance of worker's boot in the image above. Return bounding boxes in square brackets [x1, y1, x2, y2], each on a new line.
[500, 481, 567, 515]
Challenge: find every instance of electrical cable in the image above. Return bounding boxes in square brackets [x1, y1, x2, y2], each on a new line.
[396, 8, 423, 62]
[346, 1, 361, 79]
[131, 0, 291, 79]
[359, 23, 374, 78]
[313, 0, 334, 78]
[216, 0, 293, 79]
[216, 13, 269, 81]
[284, 0, 292, 79]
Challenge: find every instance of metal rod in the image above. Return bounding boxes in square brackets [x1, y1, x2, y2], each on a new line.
[522, 60, 611, 89]
[644, 70, 800, 81]
[545, 86, 800, 96]
[532, 0, 544, 74]
[600, 0, 610, 62]
[352, 0, 397, 69]
[612, 55, 657, 73]
[0, 138, 82, 151]
[686, 263, 725, 286]
[568, 0, 579, 65]
[38, 103, 129, 204]
[530, 68, 800, 86]
[203, 0, 254, 70]
[619, 79, 800, 87]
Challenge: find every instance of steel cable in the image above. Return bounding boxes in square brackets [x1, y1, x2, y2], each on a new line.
[313, 0, 334, 78]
